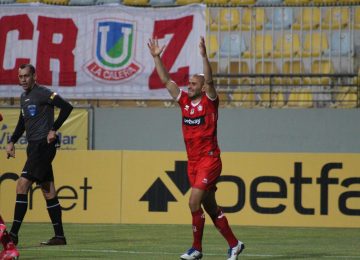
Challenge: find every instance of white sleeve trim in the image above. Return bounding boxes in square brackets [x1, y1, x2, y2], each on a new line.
[206, 92, 218, 101]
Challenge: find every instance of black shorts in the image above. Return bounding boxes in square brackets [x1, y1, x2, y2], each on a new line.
[21, 139, 57, 184]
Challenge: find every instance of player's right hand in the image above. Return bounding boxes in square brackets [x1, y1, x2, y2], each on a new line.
[5, 142, 15, 159]
[147, 38, 165, 57]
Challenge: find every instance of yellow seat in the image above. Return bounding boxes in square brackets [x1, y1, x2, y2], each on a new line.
[335, 86, 357, 108]
[253, 62, 281, 107]
[322, 7, 350, 29]
[122, 0, 148, 4]
[303, 33, 329, 57]
[282, 61, 305, 85]
[273, 33, 301, 58]
[226, 62, 250, 84]
[293, 7, 321, 30]
[204, 0, 228, 4]
[205, 8, 213, 30]
[175, 0, 201, 4]
[209, 61, 219, 85]
[210, 8, 240, 31]
[292, 88, 313, 108]
[354, 7, 360, 29]
[229, 0, 255, 4]
[304, 60, 334, 85]
[205, 34, 219, 59]
[225, 62, 253, 107]
[243, 34, 273, 59]
[238, 8, 266, 31]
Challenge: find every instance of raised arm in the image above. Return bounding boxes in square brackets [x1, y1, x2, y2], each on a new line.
[199, 36, 217, 99]
[147, 38, 180, 99]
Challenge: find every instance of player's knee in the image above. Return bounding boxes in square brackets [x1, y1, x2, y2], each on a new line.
[188, 200, 201, 212]
[16, 178, 32, 194]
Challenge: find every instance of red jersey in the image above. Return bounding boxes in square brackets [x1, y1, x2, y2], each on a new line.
[177, 90, 221, 160]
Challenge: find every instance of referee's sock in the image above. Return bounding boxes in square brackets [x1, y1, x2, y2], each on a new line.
[46, 197, 64, 237]
[10, 193, 28, 236]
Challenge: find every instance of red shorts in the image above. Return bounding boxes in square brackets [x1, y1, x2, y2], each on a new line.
[187, 156, 222, 191]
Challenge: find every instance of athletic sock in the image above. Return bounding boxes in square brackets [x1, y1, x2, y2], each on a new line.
[10, 194, 28, 235]
[211, 208, 238, 248]
[46, 197, 64, 237]
[191, 208, 205, 251]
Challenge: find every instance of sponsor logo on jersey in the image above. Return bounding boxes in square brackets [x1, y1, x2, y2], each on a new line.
[183, 116, 205, 126]
[85, 19, 142, 83]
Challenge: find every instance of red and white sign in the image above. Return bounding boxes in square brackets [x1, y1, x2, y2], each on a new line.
[0, 4, 205, 99]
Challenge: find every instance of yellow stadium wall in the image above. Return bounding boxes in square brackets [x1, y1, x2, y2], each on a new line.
[0, 150, 359, 227]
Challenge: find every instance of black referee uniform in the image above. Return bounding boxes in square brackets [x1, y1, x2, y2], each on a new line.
[8, 83, 73, 246]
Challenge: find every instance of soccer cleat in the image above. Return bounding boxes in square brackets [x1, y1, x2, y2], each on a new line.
[40, 236, 67, 246]
[227, 240, 245, 260]
[0, 241, 19, 260]
[180, 248, 203, 260]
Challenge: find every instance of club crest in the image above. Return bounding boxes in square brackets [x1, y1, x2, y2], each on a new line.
[86, 20, 142, 83]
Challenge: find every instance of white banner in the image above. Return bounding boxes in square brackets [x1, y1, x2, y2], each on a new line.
[0, 4, 205, 99]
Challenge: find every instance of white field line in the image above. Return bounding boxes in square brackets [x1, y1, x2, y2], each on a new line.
[20, 248, 360, 258]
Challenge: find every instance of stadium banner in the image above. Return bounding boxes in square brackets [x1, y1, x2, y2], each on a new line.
[0, 151, 122, 223]
[0, 4, 206, 99]
[0, 108, 89, 150]
[0, 151, 359, 227]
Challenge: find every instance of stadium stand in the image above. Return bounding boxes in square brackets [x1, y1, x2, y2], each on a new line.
[322, 7, 350, 29]
[219, 33, 247, 57]
[355, 7, 360, 29]
[206, 34, 219, 58]
[282, 61, 305, 85]
[292, 7, 321, 30]
[242, 34, 273, 58]
[265, 7, 293, 29]
[210, 8, 240, 31]
[273, 33, 301, 58]
[302, 32, 329, 57]
[238, 7, 266, 30]
[324, 31, 352, 56]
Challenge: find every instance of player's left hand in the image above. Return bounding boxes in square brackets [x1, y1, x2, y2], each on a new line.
[47, 130, 57, 143]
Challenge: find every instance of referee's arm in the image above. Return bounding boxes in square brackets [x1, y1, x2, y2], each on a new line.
[51, 94, 73, 131]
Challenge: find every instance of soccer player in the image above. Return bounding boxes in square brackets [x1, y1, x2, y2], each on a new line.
[147, 37, 245, 260]
[5, 64, 73, 246]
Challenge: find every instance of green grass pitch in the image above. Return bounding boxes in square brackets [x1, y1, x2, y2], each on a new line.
[9, 223, 360, 259]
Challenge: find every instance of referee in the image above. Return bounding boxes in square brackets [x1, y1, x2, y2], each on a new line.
[5, 64, 73, 246]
